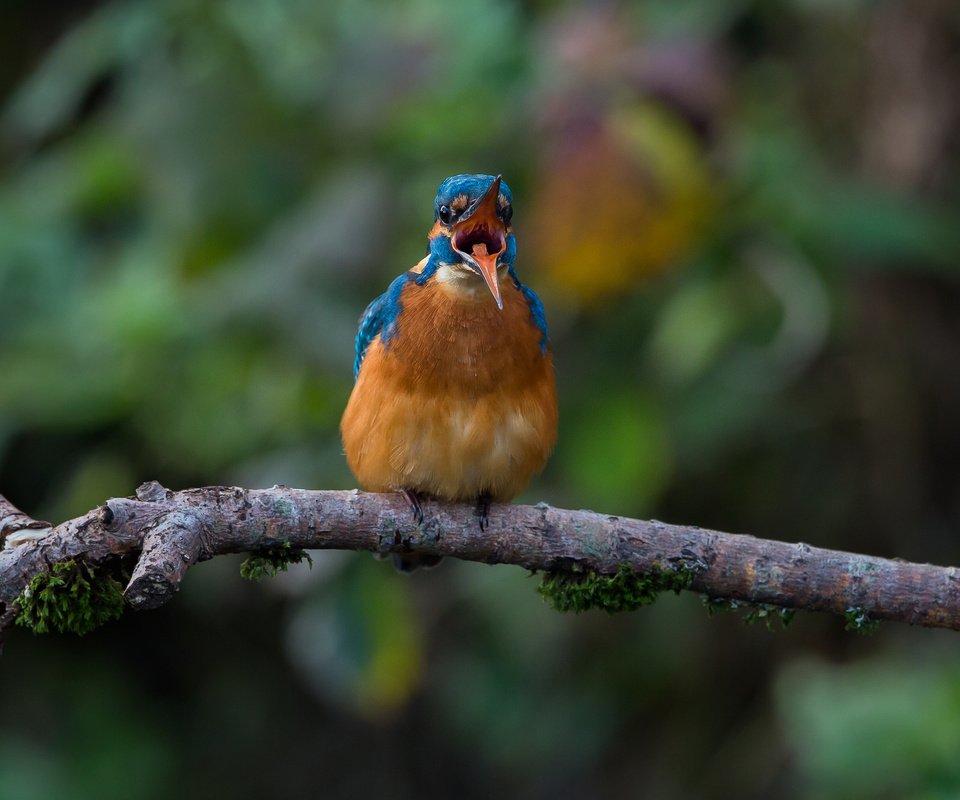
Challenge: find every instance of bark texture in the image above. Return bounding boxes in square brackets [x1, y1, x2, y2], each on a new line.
[2, 483, 959, 641]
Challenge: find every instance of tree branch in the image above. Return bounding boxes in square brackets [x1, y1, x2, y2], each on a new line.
[2, 483, 959, 643]
[0, 495, 52, 549]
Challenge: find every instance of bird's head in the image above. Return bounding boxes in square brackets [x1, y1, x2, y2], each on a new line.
[427, 173, 515, 310]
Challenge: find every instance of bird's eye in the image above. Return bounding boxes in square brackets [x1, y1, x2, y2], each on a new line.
[439, 205, 453, 225]
[499, 204, 513, 224]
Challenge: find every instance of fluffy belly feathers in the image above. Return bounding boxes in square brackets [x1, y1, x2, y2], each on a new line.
[340, 280, 557, 502]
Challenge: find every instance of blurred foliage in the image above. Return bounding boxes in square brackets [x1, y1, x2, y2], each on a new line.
[1, 0, 960, 798]
[778, 652, 960, 800]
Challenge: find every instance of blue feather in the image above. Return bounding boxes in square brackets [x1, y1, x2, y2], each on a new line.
[435, 174, 512, 219]
[522, 285, 549, 352]
[353, 272, 412, 379]
[416, 241, 448, 285]
[508, 265, 549, 352]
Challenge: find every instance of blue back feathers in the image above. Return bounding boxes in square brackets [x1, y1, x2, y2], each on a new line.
[352, 174, 548, 380]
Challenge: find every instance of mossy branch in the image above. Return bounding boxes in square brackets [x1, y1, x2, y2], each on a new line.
[537, 563, 701, 614]
[14, 559, 125, 635]
[240, 541, 313, 581]
[1, 483, 958, 649]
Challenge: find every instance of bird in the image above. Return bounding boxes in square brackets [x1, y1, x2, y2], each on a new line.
[340, 173, 558, 571]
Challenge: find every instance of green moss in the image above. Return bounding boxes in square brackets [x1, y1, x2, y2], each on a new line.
[742, 603, 796, 630]
[702, 596, 795, 630]
[14, 559, 125, 635]
[537, 563, 698, 614]
[702, 596, 741, 616]
[844, 606, 880, 634]
[704, 598, 883, 633]
[240, 541, 312, 581]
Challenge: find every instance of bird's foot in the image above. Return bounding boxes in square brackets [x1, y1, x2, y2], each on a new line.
[399, 489, 424, 525]
[474, 494, 492, 531]
[392, 490, 442, 572]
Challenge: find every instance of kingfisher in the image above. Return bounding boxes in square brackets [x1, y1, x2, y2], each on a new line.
[340, 173, 558, 570]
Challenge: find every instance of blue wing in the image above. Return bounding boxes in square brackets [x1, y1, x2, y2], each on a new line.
[353, 272, 412, 379]
[519, 283, 549, 352]
[508, 266, 549, 352]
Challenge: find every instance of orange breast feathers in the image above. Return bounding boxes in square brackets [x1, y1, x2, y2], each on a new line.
[340, 278, 558, 502]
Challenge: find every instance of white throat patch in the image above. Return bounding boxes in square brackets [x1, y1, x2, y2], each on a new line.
[434, 262, 504, 302]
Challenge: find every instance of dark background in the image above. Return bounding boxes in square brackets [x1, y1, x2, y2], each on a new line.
[2, 1, 960, 798]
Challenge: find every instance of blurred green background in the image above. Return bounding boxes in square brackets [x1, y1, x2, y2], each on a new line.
[2, 1, 960, 797]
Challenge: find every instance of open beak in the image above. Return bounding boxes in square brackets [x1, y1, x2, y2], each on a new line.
[452, 175, 507, 310]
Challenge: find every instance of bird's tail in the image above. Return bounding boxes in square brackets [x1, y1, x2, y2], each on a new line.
[391, 553, 443, 573]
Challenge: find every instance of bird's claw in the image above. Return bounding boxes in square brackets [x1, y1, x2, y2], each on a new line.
[400, 489, 424, 525]
[475, 495, 492, 531]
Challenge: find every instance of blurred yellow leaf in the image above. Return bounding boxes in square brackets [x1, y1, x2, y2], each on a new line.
[529, 101, 712, 303]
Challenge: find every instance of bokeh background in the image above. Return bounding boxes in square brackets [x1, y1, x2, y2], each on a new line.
[2, 1, 960, 797]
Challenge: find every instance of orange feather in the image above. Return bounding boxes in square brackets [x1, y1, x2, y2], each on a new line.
[341, 275, 557, 502]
